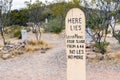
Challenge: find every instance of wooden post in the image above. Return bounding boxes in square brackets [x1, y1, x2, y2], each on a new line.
[66, 8, 86, 80]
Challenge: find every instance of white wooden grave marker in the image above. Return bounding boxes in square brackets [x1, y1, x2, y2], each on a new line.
[65, 8, 86, 80]
[21, 30, 27, 40]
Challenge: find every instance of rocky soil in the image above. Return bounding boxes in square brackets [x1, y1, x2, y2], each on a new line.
[87, 60, 120, 80]
[0, 32, 66, 80]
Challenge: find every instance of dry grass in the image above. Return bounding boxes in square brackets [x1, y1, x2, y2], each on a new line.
[25, 39, 52, 52]
[0, 39, 52, 60]
[105, 52, 120, 59]
[0, 44, 3, 48]
[25, 45, 40, 52]
[28, 39, 47, 45]
[104, 52, 120, 63]
[114, 52, 120, 58]
[112, 52, 120, 63]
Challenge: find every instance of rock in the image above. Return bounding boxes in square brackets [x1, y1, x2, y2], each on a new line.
[107, 33, 112, 37]
[1, 53, 11, 60]
[87, 54, 97, 60]
[86, 49, 92, 55]
[86, 43, 91, 48]
[97, 53, 104, 60]
[0, 41, 28, 60]
[87, 53, 104, 61]
[106, 45, 111, 53]
[41, 50, 46, 53]
[2, 45, 14, 51]
[15, 51, 24, 55]
[0, 48, 3, 51]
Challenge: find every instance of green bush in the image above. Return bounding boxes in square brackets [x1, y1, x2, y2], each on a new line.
[14, 30, 21, 39]
[44, 17, 64, 33]
[94, 42, 109, 54]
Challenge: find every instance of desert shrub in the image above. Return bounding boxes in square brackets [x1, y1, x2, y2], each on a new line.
[115, 52, 120, 58]
[4, 25, 22, 34]
[38, 40, 46, 45]
[25, 39, 52, 52]
[28, 39, 48, 46]
[28, 39, 38, 45]
[44, 17, 63, 34]
[11, 25, 23, 31]
[94, 42, 109, 54]
[4, 25, 30, 38]
[25, 45, 40, 52]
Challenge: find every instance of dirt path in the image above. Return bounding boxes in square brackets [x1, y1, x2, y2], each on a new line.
[0, 32, 66, 80]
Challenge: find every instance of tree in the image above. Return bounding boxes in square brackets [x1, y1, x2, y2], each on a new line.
[0, 0, 13, 45]
[25, 0, 45, 40]
[9, 9, 28, 26]
[47, 0, 82, 31]
[84, 0, 120, 54]
[110, 1, 120, 43]
[48, 1, 67, 29]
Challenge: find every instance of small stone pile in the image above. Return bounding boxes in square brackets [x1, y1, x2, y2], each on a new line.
[0, 41, 26, 60]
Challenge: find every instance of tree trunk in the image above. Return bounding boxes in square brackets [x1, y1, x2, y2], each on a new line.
[0, 29, 6, 45]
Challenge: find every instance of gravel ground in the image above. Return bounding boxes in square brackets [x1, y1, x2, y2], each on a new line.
[0, 48, 66, 80]
[0, 32, 66, 80]
[87, 60, 120, 80]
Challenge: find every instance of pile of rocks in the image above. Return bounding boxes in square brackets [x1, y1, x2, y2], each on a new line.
[0, 41, 26, 60]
